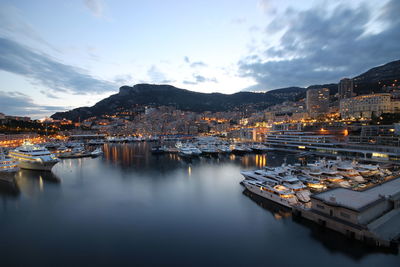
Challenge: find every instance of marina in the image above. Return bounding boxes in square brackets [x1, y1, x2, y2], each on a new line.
[1, 0, 399, 265]
[0, 142, 399, 266]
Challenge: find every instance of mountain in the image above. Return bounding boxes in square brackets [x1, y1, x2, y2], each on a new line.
[51, 84, 285, 121]
[352, 60, 400, 94]
[52, 59, 400, 121]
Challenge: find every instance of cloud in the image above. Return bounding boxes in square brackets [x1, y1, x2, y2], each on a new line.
[0, 4, 57, 51]
[239, 0, 400, 90]
[0, 91, 67, 118]
[113, 74, 134, 84]
[0, 37, 115, 94]
[147, 65, 167, 83]
[258, 0, 276, 14]
[40, 90, 60, 99]
[183, 56, 207, 68]
[183, 74, 218, 85]
[84, 0, 104, 17]
[190, 61, 207, 68]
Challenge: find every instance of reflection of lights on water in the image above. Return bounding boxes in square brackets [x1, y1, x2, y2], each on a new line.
[188, 166, 191, 176]
[39, 176, 43, 191]
[242, 156, 249, 167]
[274, 214, 282, 220]
[255, 154, 267, 168]
[229, 154, 235, 160]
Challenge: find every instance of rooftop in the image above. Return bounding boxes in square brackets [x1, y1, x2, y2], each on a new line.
[311, 177, 400, 212]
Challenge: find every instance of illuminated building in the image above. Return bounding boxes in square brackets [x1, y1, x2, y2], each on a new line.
[306, 88, 330, 118]
[338, 78, 354, 99]
[339, 93, 395, 119]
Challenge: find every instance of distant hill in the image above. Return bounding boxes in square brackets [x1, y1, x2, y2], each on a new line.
[353, 60, 400, 94]
[51, 84, 284, 121]
[52, 59, 400, 121]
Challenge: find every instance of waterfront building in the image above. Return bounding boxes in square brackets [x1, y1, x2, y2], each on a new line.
[306, 88, 330, 118]
[338, 78, 354, 99]
[339, 93, 394, 119]
[302, 178, 400, 247]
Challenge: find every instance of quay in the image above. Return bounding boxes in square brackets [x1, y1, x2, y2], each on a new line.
[292, 177, 400, 249]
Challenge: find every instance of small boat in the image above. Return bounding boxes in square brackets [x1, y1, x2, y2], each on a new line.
[58, 146, 92, 158]
[200, 145, 219, 156]
[91, 147, 103, 157]
[232, 144, 252, 155]
[88, 139, 105, 145]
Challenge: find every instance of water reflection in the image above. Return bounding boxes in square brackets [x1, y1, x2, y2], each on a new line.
[292, 216, 399, 259]
[15, 170, 60, 197]
[242, 189, 292, 220]
[0, 176, 20, 197]
[0, 143, 398, 266]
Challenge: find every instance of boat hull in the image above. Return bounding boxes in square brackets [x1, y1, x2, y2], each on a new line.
[232, 149, 248, 155]
[17, 160, 58, 171]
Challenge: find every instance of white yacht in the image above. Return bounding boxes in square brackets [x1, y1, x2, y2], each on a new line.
[242, 180, 298, 208]
[250, 144, 272, 153]
[232, 144, 252, 155]
[335, 164, 365, 182]
[178, 147, 195, 158]
[217, 145, 231, 154]
[0, 149, 19, 173]
[241, 167, 310, 202]
[91, 147, 103, 157]
[200, 145, 219, 156]
[9, 142, 59, 171]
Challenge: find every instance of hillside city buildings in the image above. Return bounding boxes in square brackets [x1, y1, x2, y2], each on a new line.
[338, 78, 354, 99]
[306, 88, 330, 118]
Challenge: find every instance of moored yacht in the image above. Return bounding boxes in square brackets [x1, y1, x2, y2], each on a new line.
[250, 144, 272, 153]
[232, 144, 252, 155]
[0, 149, 19, 173]
[242, 180, 298, 208]
[9, 142, 59, 171]
[200, 145, 219, 156]
[91, 147, 103, 157]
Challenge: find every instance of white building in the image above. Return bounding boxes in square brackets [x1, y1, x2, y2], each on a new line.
[339, 93, 398, 119]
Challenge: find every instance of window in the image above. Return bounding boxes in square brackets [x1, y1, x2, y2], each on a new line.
[316, 204, 325, 210]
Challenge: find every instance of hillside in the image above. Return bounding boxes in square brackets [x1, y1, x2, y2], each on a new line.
[51, 59, 400, 121]
[52, 84, 284, 121]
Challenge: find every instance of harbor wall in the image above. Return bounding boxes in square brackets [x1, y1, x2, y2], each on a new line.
[293, 207, 394, 248]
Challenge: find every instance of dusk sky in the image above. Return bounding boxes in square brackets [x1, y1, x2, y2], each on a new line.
[0, 0, 399, 118]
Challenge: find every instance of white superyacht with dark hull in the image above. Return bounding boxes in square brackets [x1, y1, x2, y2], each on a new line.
[9, 142, 59, 171]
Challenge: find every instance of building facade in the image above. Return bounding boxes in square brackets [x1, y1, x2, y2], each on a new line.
[306, 88, 330, 118]
[338, 78, 354, 99]
[339, 93, 394, 119]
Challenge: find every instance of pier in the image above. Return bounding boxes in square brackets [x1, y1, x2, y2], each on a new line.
[292, 177, 400, 248]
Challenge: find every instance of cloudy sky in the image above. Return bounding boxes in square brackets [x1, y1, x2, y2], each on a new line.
[0, 0, 399, 118]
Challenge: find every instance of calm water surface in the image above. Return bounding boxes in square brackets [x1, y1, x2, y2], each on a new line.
[0, 143, 399, 266]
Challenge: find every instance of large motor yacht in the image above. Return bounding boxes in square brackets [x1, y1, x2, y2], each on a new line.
[0, 149, 19, 173]
[9, 142, 60, 171]
[242, 180, 298, 208]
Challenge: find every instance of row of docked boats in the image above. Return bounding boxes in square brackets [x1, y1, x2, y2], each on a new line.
[106, 136, 158, 142]
[152, 140, 273, 157]
[240, 158, 396, 208]
[0, 141, 104, 173]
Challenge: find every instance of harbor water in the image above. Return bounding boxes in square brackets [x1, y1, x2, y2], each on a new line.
[0, 143, 399, 266]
